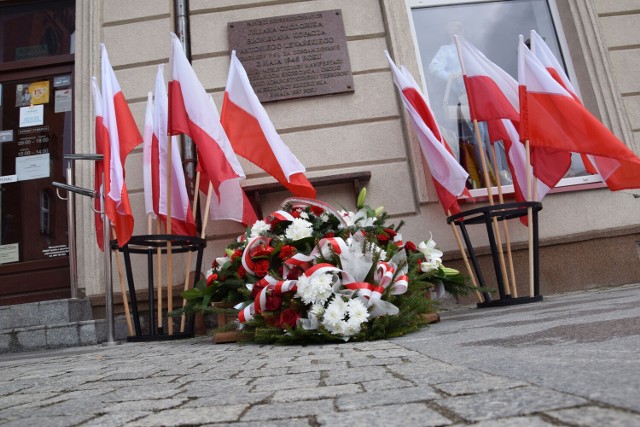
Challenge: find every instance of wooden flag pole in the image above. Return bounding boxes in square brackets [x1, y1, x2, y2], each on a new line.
[472, 120, 513, 297]
[525, 140, 535, 297]
[447, 210, 483, 303]
[179, 171, 201, 333]
[166, 136, 174, 336]
[110, 229, 134, 336]
[156, 220, 163, 334]
[491, 144, 518, 297]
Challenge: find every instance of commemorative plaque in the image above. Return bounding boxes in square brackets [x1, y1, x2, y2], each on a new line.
[228, 9, 354, 103]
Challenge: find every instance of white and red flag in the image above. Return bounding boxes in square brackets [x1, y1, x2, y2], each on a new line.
[455, 36, 570, 204]
[385, 51, 469, 215]
[518, 37, 640, 190]
[152, 65, 197, 236]
[529, 30, 640, 190]
[98, 44, 142, 247]
[221, 51, 316, 199]
[90, 77, 108, 251]
[142, 91, 156, 220]
[167, 32, 257, 225]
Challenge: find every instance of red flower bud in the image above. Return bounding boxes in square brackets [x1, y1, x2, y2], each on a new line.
[405, 241, 417, 252]
[278, 308, 301, 329]
[206, 273, 218, 287]
[384, 228, 397, 237]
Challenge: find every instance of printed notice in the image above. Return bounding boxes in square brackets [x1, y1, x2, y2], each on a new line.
[42, 245, 69, 258]
[19, 104, 44, 127]
[55, 89, 72, 113]
[16, 153, 50, 181]
[0, 175, 17, 184]
[0, 243, 19, 265]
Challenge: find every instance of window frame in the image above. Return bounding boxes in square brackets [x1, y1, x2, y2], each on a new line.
[405, 0, 604, 199]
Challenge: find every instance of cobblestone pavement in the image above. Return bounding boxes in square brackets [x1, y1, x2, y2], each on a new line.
[1, 284, 639, 426]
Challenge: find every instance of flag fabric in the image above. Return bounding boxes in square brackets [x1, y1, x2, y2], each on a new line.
[221, 51, 316, 199]
[455, 36, 570, 203]
[99, 44, 142, 247]
[142, 91, 156, 219]
[529, 31, 640, 190]
[518, 38, 640, 190]
[385, 51, 469, 215]
[152, 65, 197, 236]
[167, 33, 257, 226]
[90, 78, 108, 251]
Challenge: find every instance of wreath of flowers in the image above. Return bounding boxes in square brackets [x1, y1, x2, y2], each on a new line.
[178, 190, 474, 344]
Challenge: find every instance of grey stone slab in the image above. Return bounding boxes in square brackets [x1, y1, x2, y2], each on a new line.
[0, 307, 11, 330]
[181, 391, 272, 407]
[179, 378, 253, 397]
[234, 366, 290, 378]
[7, 303, 40, 329]
[287, 361, 349, 373]
[0, 333, 10, 353]
[251, 371, 321, 392]
[102, 398, 188, 412]
[336, 385, 440, 411]
[361, 378, 415, 392]
[434, 374, 527, 396]
[79, 320, 106, 345]
[0, 392, 60, 410]
[14, 326, 47, 351]
[129, 405, 248, 426]
[67, 299, 93, 322]
[272, 383, 361, 402]
[546, 405, 640, 426]
[222, 419, 311, 427]
[38, 300, 71, 324]
[242, 399, 335, 421]
[349, 356, 408, 367]
[0, 414, 94, 427]
[436, 385, 588, 422]
[317, 402, 452, 426]
[46, 324, 80, 347]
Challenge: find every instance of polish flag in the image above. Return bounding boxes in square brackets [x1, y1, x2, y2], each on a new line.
[221, 51, 316, 199]
[385, 51, 469, 215]
[99, 44, 142, 247]
[529, 31, 640, 190]
[167, 33, 257, 225]
[142, 91, 156, 219]
[90, 78, 108, 251]
[518, 38, 640, 190]
[152, 65, 197, 236]
[456, 36, 570, 202]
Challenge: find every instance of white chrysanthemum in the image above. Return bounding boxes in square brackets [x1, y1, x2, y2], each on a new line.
[250, 220, 271, 238]
[205, 268, 215, 279]
[215, 256, 230, 269]
[299, 211, 309, 219]
[310, 304, 325, 317]
[347, 299, 369, 324]
[284, 218, 313, 241]
[295, 273, 334, 305]
[320, 212, 330, 222]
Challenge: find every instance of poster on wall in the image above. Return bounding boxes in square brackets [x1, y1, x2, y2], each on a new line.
[54, 89, 72, 113]
[0, 243, 19, 265]
[16, 153, 50, 181]
[15, 81, 50, 107]
[19, 104, 44, 127]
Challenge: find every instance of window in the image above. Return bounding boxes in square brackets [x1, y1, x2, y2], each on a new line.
[407, 0, 601, 196]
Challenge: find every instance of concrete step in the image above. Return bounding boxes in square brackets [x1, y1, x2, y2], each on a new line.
[0, 319, 107, 353]
[0, 298, 93, 330]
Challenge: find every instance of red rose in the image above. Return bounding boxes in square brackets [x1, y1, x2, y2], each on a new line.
[206, 273, 218, 287]
[231, 249, 243, 260]
[250, 243, 273, 258]
[278, 309, 301, 329]
[290, 210, 301, 219]
[384, 228, 397, 237]
[286, 267, 303, 280]
[310, 206, 324, 216]
[324, 232, 335, 238]
[279, 245, 296, 261]
[405, 241, 417, 252]
[377, 233, 390, 243]
[253, 259, 270, 277]
[237, 265, 246, 279]
[265, 294, 283, 311]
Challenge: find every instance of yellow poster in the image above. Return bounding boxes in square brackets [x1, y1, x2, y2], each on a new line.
[29, 81, 50, 105]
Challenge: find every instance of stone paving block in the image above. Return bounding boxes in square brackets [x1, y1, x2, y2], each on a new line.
[349, 356, 406, 367]
[99, 385, 185, 402]
[251, 371, 321, 392]
[179, 378, 254, 397]
[81, 411, 152, 427]
[102, 398, 188, 412]
[0, 414, 95, 427]
[46, 324, 80, 348]
[242, 399, 335, 421]
[235, 366, 290, 378]
[361, 377, 415, 392]
[181, 391, 272, 407]
[336, 385, 440, 411]
[434, 374, 527, 396]
[436, 385, 588, 422]
[546, 405, 640, 426]
[14, 326, 46, 351]
[129, 405, 248, 426]
[454, 415, 556, 426]
[229, 418, 311, 427]
[271, 383, 362, 402]
[323, 365, 390, 386]
[317, 402, 452, 426]
[287, 361, 349, 373]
